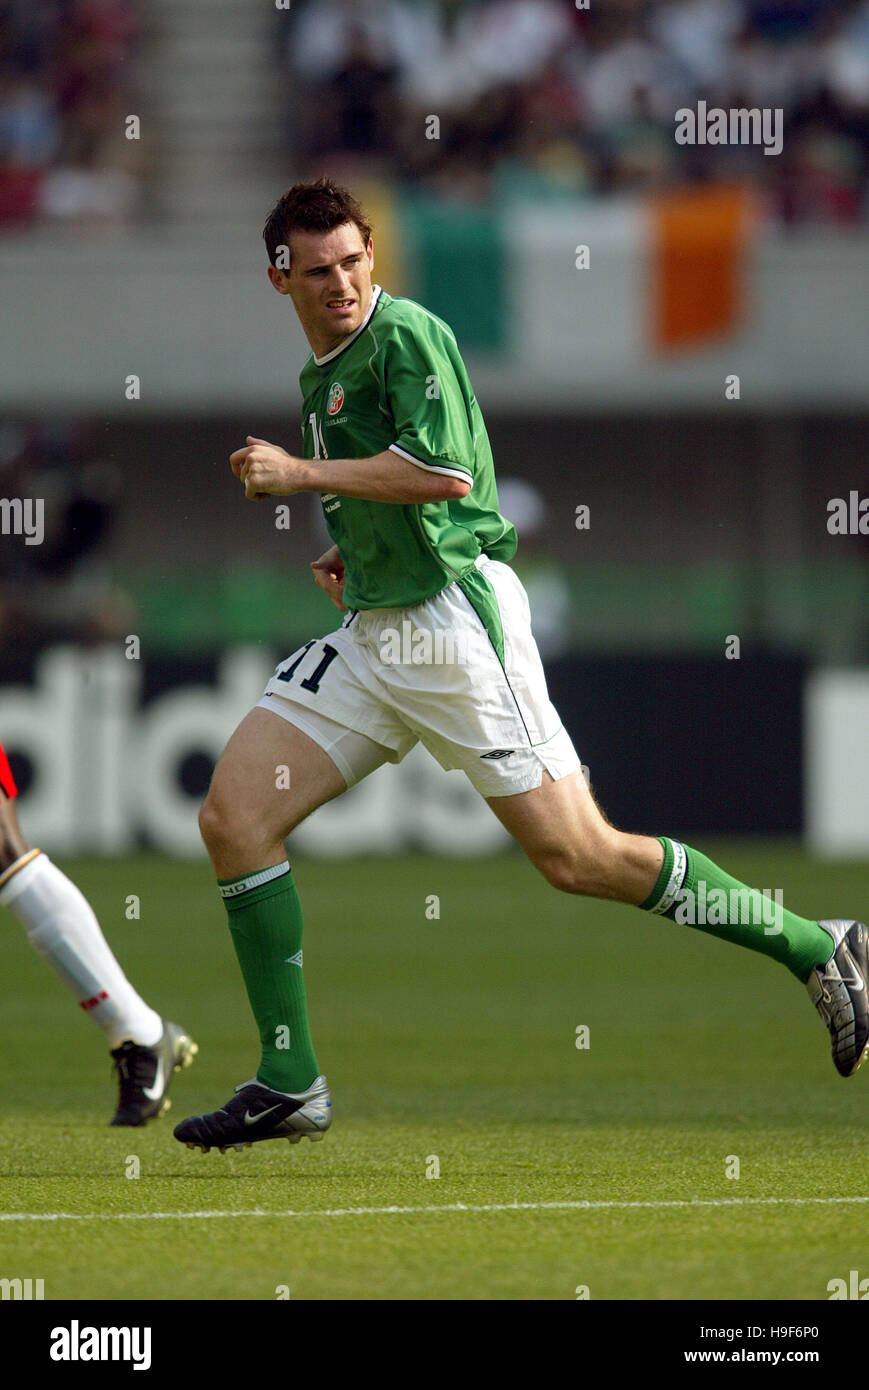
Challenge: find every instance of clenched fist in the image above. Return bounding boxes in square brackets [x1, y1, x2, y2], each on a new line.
[310, 544, 346, 611]
[230, 436, 312, 499]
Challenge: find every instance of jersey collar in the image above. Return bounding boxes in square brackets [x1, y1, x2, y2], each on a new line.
[312, 284, 383, 367]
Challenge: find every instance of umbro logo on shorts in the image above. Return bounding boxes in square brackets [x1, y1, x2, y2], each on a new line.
[480, 749, 514, 760]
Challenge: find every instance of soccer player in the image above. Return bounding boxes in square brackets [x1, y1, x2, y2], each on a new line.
[174, 178, 868, 1154]
[0, 739, 197, 1124]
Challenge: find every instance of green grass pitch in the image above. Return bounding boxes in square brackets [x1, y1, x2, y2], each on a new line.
[1, 844, 868, 1301]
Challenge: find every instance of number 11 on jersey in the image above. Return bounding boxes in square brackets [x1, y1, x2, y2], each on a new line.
[308, 413, 328, 460]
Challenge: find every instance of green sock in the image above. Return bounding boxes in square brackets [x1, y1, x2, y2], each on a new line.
[640, 837, 835, 982]
[219, 862, 319, 1093]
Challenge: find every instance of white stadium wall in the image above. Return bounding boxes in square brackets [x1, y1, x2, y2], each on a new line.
[805, 670, 869, 856]
[1, 215, 867, 412]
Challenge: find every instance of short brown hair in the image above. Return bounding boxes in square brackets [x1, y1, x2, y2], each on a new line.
[263, 177, 372, 268]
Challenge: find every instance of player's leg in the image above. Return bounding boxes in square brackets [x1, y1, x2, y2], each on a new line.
[400, 556, 866, 1079]
[486, 768, 868, 1076]
[177, 702, 395, 1152]
[0, 744, 196, 1124]
[0, 775, 28, 866]
[484, 766, 662, 904]
[0, 793, 164, 1050]
[197, 706, 348, 880]
[196, 705, 346, 1089]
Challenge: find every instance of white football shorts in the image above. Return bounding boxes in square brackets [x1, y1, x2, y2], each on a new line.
[257, 555, 581, 798]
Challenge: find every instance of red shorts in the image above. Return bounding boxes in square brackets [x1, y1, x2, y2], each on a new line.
[0, 741, 18, 799]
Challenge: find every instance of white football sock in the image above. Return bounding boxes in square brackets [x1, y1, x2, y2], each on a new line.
[0, 851, 163, 1048]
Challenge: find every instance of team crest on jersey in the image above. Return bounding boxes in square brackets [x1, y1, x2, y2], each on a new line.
[327, 382, 345, 415]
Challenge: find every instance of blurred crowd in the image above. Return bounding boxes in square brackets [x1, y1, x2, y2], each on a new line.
[0, 0, 139, 229]
[2, 0, 867, 230]
[286, 0, 869, 222]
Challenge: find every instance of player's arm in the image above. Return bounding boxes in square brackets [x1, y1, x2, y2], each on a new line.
[230, 437, 470, 504]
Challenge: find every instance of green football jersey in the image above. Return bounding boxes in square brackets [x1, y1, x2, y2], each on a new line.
[299, 285, 517, 612]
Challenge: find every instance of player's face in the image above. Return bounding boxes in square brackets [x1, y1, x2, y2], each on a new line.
[269, 223, 374, 357]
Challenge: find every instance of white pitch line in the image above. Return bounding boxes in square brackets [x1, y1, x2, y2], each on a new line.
[2, 1195, 869, 1223]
